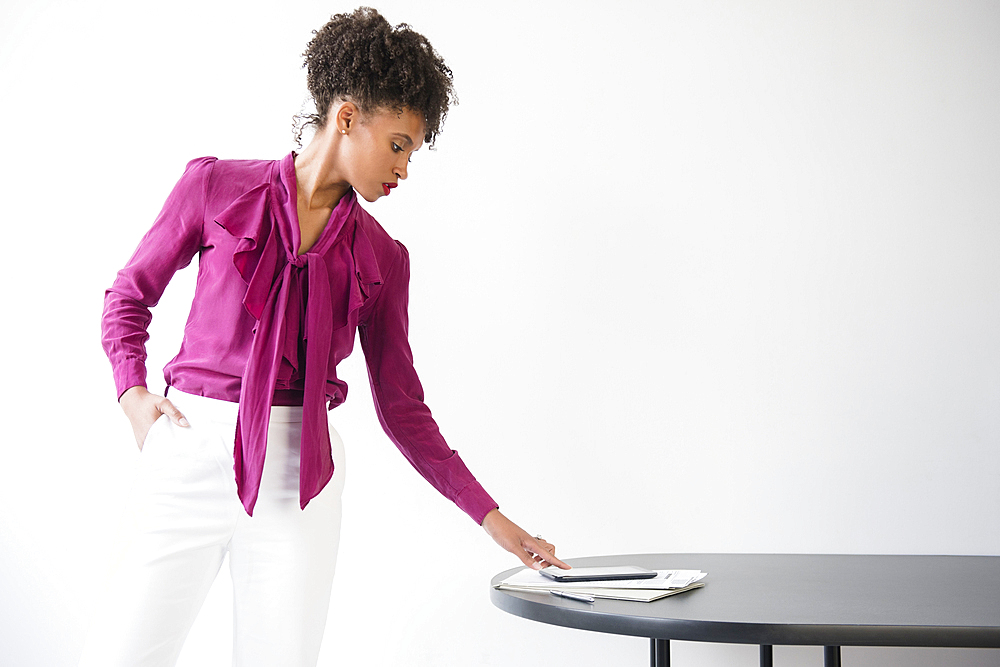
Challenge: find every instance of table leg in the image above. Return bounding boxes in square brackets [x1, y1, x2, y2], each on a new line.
[824, 646, 841, 667]
[649, 638, 670, 667]
[760, 645, 773, 667]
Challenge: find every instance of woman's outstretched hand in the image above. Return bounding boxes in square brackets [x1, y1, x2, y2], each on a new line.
[482, 508, 570, 571]
[120, 386, 189, 451]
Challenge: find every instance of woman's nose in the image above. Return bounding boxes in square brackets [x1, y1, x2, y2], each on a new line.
[394, 159, 408, 180]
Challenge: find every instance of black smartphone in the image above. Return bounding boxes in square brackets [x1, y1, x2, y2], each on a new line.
[539, 565, 657, 582]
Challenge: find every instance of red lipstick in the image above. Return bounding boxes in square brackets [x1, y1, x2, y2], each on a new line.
[383, 183, 397, 196]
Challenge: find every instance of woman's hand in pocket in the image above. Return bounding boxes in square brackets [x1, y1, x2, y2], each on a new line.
[120, 386, 189, 451]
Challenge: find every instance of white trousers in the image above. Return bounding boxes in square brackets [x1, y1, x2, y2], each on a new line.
[78, 389, 346, 667]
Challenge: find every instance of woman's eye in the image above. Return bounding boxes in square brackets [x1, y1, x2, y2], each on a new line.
[392, 143, 402, 152]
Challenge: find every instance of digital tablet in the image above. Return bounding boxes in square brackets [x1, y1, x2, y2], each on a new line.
[538, 565, 657, 582]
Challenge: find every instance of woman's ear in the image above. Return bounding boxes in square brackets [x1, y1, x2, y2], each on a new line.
[333, 100, 359, 134]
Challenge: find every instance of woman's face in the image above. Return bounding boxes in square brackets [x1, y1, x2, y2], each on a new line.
[342, 106, 425, 203]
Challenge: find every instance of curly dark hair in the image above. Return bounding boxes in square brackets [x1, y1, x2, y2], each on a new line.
[298, 7, 456, 148]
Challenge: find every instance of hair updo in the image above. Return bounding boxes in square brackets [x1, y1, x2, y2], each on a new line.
[299, 7, 456, 148]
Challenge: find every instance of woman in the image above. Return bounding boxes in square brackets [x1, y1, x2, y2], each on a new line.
[81, 7, 567, 666]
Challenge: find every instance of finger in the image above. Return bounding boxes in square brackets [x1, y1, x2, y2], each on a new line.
[539, 552, 571, 569]
[526, 538, 554, 557]
[530, 543, 569, 569]
[525, 538, 570, 570]
[513, 546, 543, 570]
[157, 399, 190, 427]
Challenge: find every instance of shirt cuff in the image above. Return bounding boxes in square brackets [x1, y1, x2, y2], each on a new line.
[454, 481, 499, 525]
[114, 361, 148, 401]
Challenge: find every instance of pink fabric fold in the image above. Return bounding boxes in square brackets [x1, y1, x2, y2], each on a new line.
[214, 158, 364, 515]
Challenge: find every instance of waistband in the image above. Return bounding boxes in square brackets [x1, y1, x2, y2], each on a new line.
[168, 388, 304, 424]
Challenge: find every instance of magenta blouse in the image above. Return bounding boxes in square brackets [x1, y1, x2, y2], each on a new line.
[101, 153, 498, 523]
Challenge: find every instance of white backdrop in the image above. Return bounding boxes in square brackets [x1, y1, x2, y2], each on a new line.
[1, 1, 998, 665]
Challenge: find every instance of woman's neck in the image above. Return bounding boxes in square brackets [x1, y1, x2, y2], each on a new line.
[294, 125, 352, 211]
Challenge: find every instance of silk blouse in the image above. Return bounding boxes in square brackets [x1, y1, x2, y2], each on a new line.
[101, 153, 498, 523]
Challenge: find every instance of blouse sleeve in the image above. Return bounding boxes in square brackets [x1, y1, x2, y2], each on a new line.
[101, 157, 216, 399]
[359, 241, 499, 524]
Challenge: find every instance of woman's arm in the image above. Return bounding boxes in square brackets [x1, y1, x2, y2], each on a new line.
[359, 241, 568, 569]
[101, 157, 216, 446]
[359, 241, 498, 522]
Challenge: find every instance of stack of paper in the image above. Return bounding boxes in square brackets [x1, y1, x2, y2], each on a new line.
[495, 569, 707, 602]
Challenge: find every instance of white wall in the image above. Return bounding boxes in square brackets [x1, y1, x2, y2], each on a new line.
[1, 1, 998, 665]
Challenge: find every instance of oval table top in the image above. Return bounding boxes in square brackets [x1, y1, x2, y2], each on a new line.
[490, 553, 1000, 647]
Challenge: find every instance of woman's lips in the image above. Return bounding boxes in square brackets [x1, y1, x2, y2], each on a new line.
[382, 183, 397, 196]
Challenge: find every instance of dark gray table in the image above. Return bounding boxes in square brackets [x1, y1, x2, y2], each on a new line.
[490, 554, 1000, 666]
